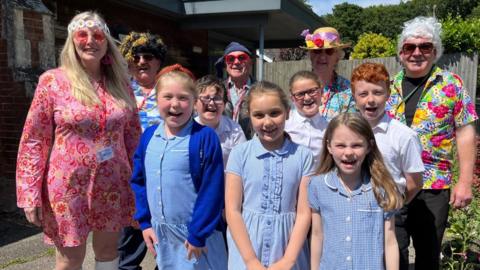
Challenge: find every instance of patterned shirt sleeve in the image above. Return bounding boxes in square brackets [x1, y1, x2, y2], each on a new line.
[16, 72, 56, 208]
[451, 74, 478, 128]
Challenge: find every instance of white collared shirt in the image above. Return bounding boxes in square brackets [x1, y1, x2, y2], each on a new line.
[195, 115, 247, 166]
[372, 113, 425, 193]
[285, 109, 328, 168]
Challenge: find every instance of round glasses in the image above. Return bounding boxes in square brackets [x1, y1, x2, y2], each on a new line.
[291, 87, 321, 100]
[199, 95, 224, 105]
[401, 42, 434, 55]
[74, 29, 105, 44]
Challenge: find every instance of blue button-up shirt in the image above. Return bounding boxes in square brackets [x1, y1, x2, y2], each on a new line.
[308, 170, 393, 270]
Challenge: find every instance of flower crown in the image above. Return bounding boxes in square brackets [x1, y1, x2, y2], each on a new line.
[300, 28, 348, 49]
[67, 19, 110, 35]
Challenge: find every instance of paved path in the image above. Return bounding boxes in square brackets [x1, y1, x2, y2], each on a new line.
[0, 222, 156, 270]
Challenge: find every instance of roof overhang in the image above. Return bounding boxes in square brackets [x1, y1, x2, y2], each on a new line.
[181, 0, 325, 48]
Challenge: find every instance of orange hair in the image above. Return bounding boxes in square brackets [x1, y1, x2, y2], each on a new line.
[351, 62, 390, 93]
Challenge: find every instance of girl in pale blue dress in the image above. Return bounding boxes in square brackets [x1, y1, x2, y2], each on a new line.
[225, 81, 314, 270]
[130, 65, 227, 270]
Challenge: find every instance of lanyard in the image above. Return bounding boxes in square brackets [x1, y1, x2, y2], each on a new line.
[95, 77, 108, 137]
[394, 69, 432, 115]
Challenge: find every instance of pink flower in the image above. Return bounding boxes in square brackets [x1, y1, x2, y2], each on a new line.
[442, 84, 455, 97]
[430, 134, 445, 147]
[453, 100, 463, 116]
[422, 150, 433, 163]
[467, 102, 476, 115]
[438, 160, 450, 171]
[431, 179, 446, 189]
[428, 102, 449, 119]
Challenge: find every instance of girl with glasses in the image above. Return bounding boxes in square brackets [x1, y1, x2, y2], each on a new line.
[194, 75, 246, 166]
[285, 70, 328, 167]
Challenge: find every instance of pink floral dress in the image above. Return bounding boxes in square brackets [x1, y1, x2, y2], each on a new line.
[16, 68, 141, 247]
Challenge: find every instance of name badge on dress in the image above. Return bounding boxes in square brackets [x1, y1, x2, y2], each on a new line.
[97, 146, 114, 163]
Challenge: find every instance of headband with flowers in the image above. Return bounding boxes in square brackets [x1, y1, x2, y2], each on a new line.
[67, 19, 110, 35]
[300, 27, 350, 50]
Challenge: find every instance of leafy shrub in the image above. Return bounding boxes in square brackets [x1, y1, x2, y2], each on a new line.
[350, 33, 396, 59]
[441, 16, 480, 54]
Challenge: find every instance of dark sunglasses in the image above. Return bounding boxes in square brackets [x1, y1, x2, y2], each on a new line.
[311, 48, 336, 56]
[291, 87, 321, 100]
[224, 53, 250, 65]
[199, 95, 224, 105]
[133, 53, 156, 64]
[402, 42, 434, 55]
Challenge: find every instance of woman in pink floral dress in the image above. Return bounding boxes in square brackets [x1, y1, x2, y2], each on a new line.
[16, 11, 141, 270]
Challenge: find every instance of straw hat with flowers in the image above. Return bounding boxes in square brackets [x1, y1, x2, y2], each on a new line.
[300, 27, 351, 50]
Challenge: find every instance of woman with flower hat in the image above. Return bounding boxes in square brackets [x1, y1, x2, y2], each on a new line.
[301, 27, 356, 121]
[117, 31, 167, 270]
[16, 11, 141, 270]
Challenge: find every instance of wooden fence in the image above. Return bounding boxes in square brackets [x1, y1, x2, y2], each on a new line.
[263, 53, 478, 101]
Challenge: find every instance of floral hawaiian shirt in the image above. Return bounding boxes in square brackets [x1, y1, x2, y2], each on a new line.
[386, 66, 478, 189]
[132, 79, 162, 131]
[319, 73, 356, 121]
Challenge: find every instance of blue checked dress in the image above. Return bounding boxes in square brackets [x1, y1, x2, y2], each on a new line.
[308, 170, 394, 270]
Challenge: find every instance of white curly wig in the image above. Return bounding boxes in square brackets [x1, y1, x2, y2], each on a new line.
[397, 16, 443, 62]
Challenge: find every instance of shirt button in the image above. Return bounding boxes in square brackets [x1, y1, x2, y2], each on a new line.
[346, 216, 351, 222]
[345, 236, 351, 242]
[346, 256, 352, 261]
[265, 243, 270, 248]
[157, 186, 161, 191]
[347, 198, 351, 202]
[158, 202, 162, 206]
[266, 220, 271, 225]
[157, 170, 160, 175]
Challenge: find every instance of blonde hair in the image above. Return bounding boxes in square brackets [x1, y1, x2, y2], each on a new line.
[60, 11, 134, 109]
[317, 113, 402, 211]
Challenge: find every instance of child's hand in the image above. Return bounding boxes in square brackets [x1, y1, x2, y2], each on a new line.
[142, 228, 158, 256]
[246, 259, 268, 270]
[268, 258, 294, 270]
[184, 240, 207, 260]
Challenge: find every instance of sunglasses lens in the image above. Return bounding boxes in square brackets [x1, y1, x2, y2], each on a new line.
[92, 30, 105, 43]
[225, 55, 235, 64]
[419, 43, 434, 53]
[325, 48, 335, 55]
[74, 30, 88, 41]
[238, 54, 248, 62]
[402, 44, 416, 53]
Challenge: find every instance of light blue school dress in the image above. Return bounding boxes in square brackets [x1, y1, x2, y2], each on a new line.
[308, 170, 394, 270]
[226, 137, 314, 269]
[144, 120, 227, 269]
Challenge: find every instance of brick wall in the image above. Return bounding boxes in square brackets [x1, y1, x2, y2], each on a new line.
[0, 5, 33, 212]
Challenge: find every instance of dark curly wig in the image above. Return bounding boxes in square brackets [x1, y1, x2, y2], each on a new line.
[119, 32, 167, 63]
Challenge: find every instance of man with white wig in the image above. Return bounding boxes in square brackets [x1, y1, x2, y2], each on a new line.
[386, 16, 478, 269]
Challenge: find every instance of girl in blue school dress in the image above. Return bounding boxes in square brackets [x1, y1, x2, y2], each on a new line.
[309, 113, 402, 270]
[225, 81, 314, 270]
[130, 64, 227, 270]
